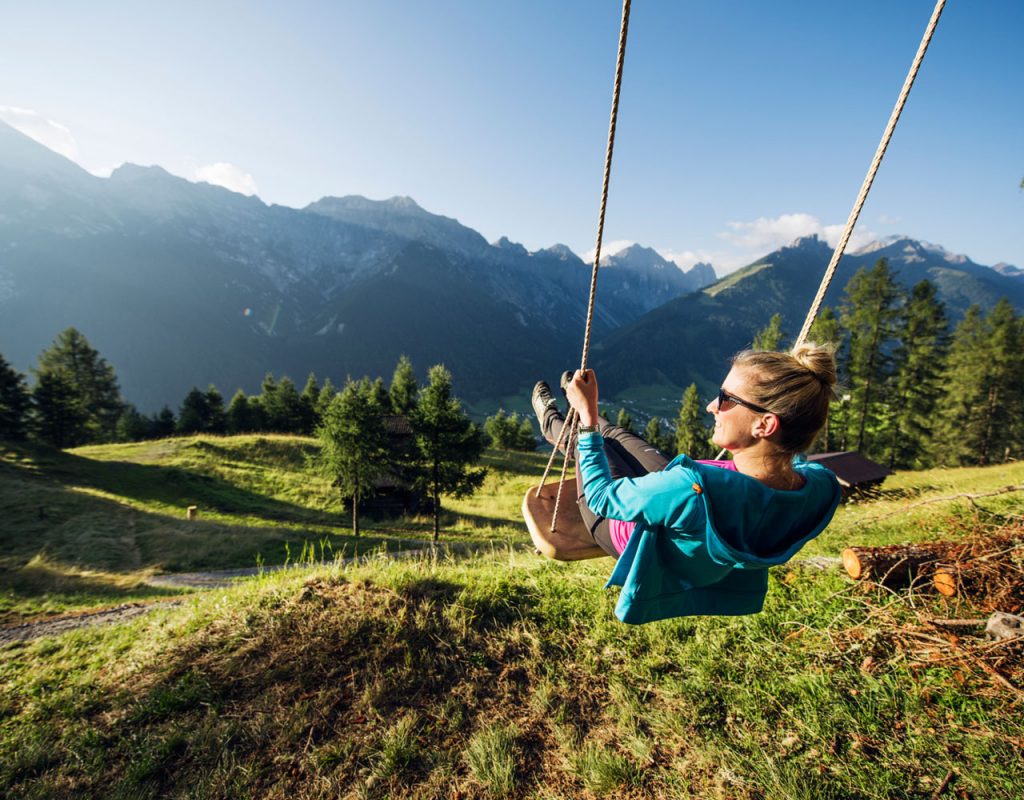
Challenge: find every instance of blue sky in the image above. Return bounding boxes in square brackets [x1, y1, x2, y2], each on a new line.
[1, 0, 1021, 274]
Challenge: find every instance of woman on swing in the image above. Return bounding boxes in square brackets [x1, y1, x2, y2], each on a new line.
[531, 343, 842, 624]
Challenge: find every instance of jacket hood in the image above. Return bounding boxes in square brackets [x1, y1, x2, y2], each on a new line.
[689, 457, 841, 568]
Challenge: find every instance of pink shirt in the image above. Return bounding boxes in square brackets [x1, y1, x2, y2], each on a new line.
[607, 459, 738, 555]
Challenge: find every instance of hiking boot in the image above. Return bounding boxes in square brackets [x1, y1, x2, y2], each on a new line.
[531, 381, 559, 422]
[560, 370, 575, 397]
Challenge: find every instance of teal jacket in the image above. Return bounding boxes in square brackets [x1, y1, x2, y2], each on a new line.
[577, 432, 841, 624]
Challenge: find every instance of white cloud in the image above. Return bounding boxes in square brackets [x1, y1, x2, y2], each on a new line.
[88, 164, 119, 178]
[711, 212, 876, 274]
[821, 221, 876, 252]
[193, 162, 259, 196]
[0, 106, 79, 160]
[720, 213, 824, 251]
[581, 239, 635, 264]
[878, 213, 902, 225]
[657, 247, 714, 270]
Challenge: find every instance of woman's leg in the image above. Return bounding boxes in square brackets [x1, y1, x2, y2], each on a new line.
[535, 386, 671, 476]
[596, 417, 672, 475]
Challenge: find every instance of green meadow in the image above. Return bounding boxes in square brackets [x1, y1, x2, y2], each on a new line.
[1, 436, 1023, 798]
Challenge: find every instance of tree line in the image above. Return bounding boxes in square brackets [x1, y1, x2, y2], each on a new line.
[0, 334, 491, 540]
[0, 330, 525, 448]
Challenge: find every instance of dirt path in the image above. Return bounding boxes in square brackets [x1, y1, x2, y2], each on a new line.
[0, 544, 452, 645]
[0, 601, 186, 645]
[1, 550, 843, 646]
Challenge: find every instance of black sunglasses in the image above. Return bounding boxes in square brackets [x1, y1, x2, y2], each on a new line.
[716, 388, 770, 414]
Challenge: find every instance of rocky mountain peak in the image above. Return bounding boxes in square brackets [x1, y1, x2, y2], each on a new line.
[605, 244, 674, 272]
[686, 261, 717, 284]
[785, 234, 831, 253]
[492, 236, 528, 256]
[541, 244, 582, 264]
[855, 236, 973, 267]
[993, 262, 1023, 278]
[108, 163, 177, 183]
[313, 194, 425, 215]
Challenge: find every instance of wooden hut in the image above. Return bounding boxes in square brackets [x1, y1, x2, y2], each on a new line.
[805, 451, 892, 497]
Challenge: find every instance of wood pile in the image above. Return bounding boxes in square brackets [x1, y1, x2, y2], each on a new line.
[842, 525, 1024, 612]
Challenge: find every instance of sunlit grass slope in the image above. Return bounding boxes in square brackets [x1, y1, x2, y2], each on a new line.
[2, 547, 1021, 799]
[2, 436, 1024, 796]
[0, 436, 552, 623]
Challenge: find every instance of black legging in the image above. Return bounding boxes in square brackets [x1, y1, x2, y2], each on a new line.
[537, 406, 670, 557]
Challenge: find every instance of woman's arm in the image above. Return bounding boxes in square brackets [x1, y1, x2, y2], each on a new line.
[577, 434, 701, 530]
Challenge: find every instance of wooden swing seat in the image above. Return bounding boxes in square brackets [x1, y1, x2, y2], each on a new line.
[522, 481, 608, 561]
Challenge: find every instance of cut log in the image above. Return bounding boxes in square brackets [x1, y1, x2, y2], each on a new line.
[933, 570, 958, 597]
[846, 528, 1023, 608]
[842, 543, 956, 587]
[934, 562, 992, 598]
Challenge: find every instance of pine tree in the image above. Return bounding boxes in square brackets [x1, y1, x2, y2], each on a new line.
[300, 373, 320, 435]
[315, 379, 337, 423]
[205, 385, 227, 434]
[177, 387, 210, 434]
[256, 373, 279, 430]
[981, 300, 1024, 463]
[484, 409, 513, 448]
[116, 405, 152, 442]
[390, 355, 418, 416]
[516, 416, 536, 451]
[838, 259, 902, 456]
[933, 301, 1024, 465]
[409, 365, 487, 541]
[317, 377, 391, 537]
[32, 371, 88, 448]
[615, 408, 635, 435]
[884, 280, 948, 469]
[370, 377, 392, 413]
[151, 406, 176, 438]
[0, 353, 31, 440]
[274, 377, 305, 433]
[643, 417, 671, 455]
[947, 300, 1024, 464]
[34, 328, 123, 442]
[485, 410, 536, 451]
[675, 383, 711, 458]
[752, 312, 785, 351]
[935, 306, 989, 465]
[226, 390, 253, 434]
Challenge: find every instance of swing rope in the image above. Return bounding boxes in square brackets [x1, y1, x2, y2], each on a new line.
[793, 0, 946, 349]
[535, 0, 632, 532]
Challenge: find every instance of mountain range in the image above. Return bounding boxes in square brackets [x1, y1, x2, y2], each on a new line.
[0, 120, 1020, 417]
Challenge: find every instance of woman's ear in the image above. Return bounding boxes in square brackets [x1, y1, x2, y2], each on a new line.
[752, 413, 781, 439]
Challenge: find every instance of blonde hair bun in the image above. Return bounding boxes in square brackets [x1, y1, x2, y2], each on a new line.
[790, 341, 837, 388]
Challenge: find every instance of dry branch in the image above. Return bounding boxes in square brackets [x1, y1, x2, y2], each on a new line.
[865, 484, 1024, 524]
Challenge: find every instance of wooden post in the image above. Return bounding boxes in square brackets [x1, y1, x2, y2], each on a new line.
[186, 505, 198, 521]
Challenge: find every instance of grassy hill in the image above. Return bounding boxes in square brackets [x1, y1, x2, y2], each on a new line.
[2, 437, 1023, 798]
[0, 435, 538, 624]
